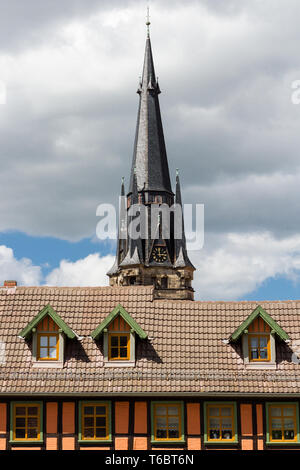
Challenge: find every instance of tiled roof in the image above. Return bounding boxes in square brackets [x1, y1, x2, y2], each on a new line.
[0, 285, 300, 395]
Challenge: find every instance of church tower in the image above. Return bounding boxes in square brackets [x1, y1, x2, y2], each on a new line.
[107, 21, 195, 300]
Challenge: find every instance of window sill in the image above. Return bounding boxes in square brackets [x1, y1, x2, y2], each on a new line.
[204, 440, 238, 445]
[32, 361, 64, 369]
[78, 439, 112, 444]
[266, 441, 300, 445]
[104, 361, 135, 368]
[150, 440, 185, 445]
[244, 362, 276, 370]
[9, 440, 43, 445]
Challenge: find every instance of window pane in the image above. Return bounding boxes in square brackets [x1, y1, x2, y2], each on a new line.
[27, 428, 38, 439]
[15, 428, 26, 439]
[119, 348, 127, 358]
[209, 429, 220, 439]
[84, 428, 94, 438]
[168, 417, 179, 430]
[283, 407, 294, 417]
[49, 347, 57, 359]
[110, 348, 118, 358]
[260, 349, 268, 359]
[271, 419, 282, 429]
[169, 429, 179, 439]
[271, 407, 281, 417]
[40, 336, 48, 347]
[156, 406, 166, 416]
[284, 429, 295, 440]
[209, 407, 219, 417]
[119, 336, 127, 347]
[96, 428, 106, 438]
[111, 337, 118, 347]
[221, 418, 232, 429]
[28, 417, 38, 427]
[84, 406, 94, 415]
[49, 336, 57, 347]
[84, 417, 94, 427]
[15, 407, 26, 416]
[260, 337, 268, 348]
[168, 406, 179, 416]
[28, 407, 38, 416]
[96, 417, 106, 427]
[16, 417, 25, 427]
[221, 407, 231, 416]
[157, 429, 167, 439]
[39, 347, 48, 358]
[209, 418, 220, 430]
[284, 418, 294, 429]
[251, 349, 258, 359]
[96, 406, 106, 415]
[156, 417, 167, 428]
[251, 337, 258, 348]
[272, 429, 282, 440]
[222, 430, 232, 439]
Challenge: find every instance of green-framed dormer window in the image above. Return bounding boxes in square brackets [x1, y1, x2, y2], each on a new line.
[266, 403, 300, 444]
[78, 401, 112, 443]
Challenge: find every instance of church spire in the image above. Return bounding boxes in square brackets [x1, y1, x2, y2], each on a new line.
[107, 25, 195, 300]
[129, 29, 172, 194]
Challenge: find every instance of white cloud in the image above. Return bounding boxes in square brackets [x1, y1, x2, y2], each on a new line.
[192, 232, 300, 300]
[45, 252, 115, 286]
[0, 245, 41, 285]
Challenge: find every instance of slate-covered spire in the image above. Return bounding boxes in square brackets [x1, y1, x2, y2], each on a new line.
[174, 170, 195, 269]
[129, 33, 172, 194]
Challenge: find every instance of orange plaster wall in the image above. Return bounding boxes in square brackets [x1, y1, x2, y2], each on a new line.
[240, 404, 253, 436]
[187, 437, 201, 450]
[0, 403, 6, 434]
[46, 437, 58, 451]
[62, 402, 75, 434]
[134, 402, 147, 434]
[257, 439, 264, 450]
[187, 403, 200, 435]
[241, 439, 253, 450]
[46, 402, 58, 434]
[115, 437, 128, 450]
[256, 404, 263, 436]
[133, 437, 148, 450]
[62, 437, 75, 450]
[115, 401, 129, 434]
[0, 438, 6, 450]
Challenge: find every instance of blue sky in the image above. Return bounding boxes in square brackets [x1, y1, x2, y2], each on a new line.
[1, 0, 300, 300]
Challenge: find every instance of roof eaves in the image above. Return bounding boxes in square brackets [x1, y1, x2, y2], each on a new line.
[91, 303, 148, 340]
[230, 305, 290, 342]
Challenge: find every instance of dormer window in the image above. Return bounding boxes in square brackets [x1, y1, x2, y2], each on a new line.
[91, 304, 147, 368]
[18, 304, 77, 369]
[108, 333, 130, 361]
[248, 317, 271, 362]
[36, 315, 59, 361]
[229, 305, 290, 370]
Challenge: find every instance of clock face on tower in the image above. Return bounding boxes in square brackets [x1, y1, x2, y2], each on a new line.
[151, 246, 168, 263]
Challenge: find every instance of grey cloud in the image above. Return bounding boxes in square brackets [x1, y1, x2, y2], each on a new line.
[0, 0, 300, 241]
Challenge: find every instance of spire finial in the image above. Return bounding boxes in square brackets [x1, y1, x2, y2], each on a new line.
[176, 168, 179, 177]
[146, 4, 150, 37]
